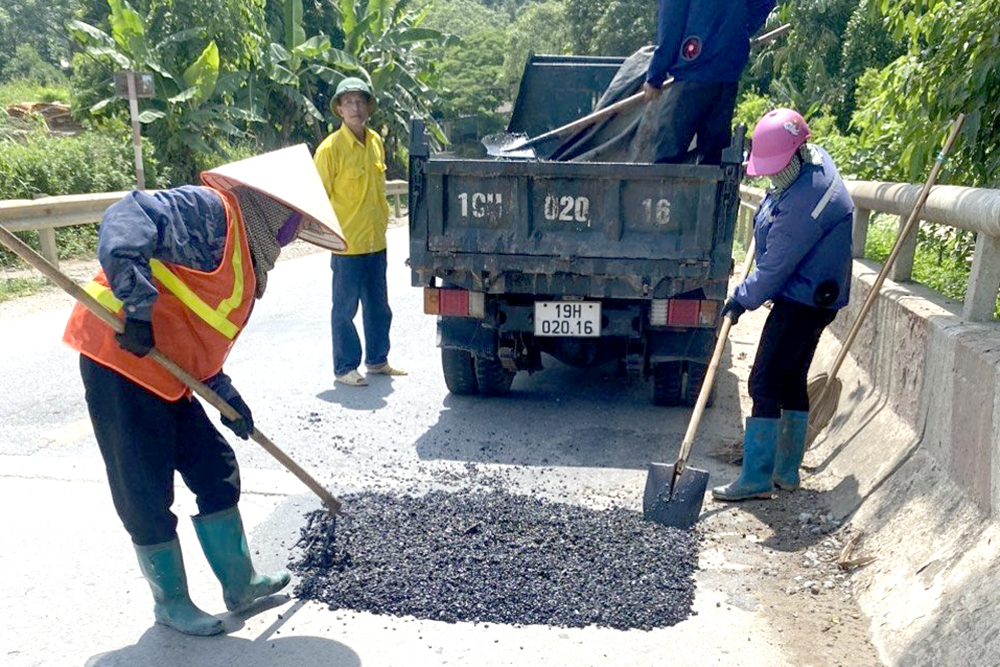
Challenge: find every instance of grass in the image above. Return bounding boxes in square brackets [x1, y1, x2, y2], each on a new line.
[0, 275, 48, 303]
[863, 214, 999, 319]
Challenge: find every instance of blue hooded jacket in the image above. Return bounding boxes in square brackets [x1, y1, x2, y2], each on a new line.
[646, 0, 775, 86]
[735, 145, 854, 311]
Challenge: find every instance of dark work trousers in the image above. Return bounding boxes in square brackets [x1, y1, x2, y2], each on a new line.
[652, 80, 739, 165]
[330, 250, 392, 377]
[80, 355, 240, 546]
[748, 299, 838, 419]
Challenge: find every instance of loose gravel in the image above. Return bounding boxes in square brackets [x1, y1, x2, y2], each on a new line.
[291, 488, 700, 631]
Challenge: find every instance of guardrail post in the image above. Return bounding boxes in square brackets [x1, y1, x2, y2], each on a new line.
[37, 228, 59, 269]
[889, 213, 917, 282]
[30, 194, 60, 269]
[852, 207, 870, 259]
[963, 232, 1000, 322]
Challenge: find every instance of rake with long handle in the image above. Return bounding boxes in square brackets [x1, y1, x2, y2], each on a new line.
[0, 224, 343, 516]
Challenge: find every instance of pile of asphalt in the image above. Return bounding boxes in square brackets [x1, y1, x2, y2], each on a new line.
[291, 488, 700, 630]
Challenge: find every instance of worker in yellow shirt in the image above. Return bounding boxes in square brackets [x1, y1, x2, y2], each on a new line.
[314, 78, 406, 386]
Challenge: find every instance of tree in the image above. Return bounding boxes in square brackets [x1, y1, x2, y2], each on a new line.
[326, 0, 457, 174]
[245, 0, 346, 149]
[68, 0, 259, 184]
[501, 2, 572, 87]
[0, 0, 78, 78]
[852, 0, 999, 186]
[565, 0, 654, 57]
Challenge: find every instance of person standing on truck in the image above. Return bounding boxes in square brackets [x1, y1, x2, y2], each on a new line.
[711, 108, 853, 501]
[314, 77, 406, 387]
[642, 0, 776, 164]
[62, 146, 348, 635]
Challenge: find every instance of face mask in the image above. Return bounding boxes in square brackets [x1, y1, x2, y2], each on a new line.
[276, 212, 303, 246]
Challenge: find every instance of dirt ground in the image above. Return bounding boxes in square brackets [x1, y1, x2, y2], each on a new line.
[0, 214, 885, 665]
[700, 307, 884, 667]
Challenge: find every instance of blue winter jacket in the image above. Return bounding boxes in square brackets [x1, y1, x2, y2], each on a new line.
[734, 145, 854, 311]
[646, 0, 775, 86]
[98, 185, 228, 321]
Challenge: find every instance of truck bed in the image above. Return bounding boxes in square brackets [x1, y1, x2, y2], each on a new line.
[409, 145, 741, 301]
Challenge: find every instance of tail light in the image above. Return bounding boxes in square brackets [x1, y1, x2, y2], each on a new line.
[650, 299, 719, 327]
[424, 287, 485, 318]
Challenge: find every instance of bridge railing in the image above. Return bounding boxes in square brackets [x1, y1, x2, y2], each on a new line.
[0, 181, 409, 270]
[739, 181, 1000, 322]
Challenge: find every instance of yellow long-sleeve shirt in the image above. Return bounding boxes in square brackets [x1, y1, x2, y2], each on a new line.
[313, 124, 390, 255]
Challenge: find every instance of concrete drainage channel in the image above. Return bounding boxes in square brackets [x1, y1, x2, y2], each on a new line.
[291, 488, 699, 630]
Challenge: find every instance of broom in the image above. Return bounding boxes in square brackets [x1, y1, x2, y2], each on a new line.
[805, 113, 966, 448]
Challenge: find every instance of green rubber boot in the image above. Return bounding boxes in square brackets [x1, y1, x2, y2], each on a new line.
[773, 410, 810, 491]
[134, 539, 224, 636]
[711, 417, 780, 501]
[192, 506, 290, 613]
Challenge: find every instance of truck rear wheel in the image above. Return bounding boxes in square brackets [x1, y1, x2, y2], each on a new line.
[652, 361, 683, 406]
[475, 354, 515, 396]
[441, 348, 478, 395]
[683, 362, 716, 408]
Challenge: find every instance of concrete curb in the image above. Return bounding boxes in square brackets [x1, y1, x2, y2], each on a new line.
[807, 259, 1000, 665]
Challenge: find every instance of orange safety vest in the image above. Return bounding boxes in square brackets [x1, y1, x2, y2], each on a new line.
[63, 188, 257, 401]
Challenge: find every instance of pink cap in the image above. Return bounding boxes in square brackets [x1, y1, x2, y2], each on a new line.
[746, 108, 811, 176]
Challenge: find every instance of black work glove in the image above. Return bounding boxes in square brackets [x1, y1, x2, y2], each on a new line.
[721, 298, 746, 325]
[204, 372, 254, 440]
[115, 318, 154, 357]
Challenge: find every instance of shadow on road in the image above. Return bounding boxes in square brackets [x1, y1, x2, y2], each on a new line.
[86, 600, 361, 667]
[412, 356, 743, 472]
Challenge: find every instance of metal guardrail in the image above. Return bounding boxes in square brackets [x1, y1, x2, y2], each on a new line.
[0, 181, 408, 269]
[738, 181, 1000, 322]
[3, 178, 996, 321]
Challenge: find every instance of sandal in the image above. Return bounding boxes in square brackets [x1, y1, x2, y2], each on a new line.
[335, 369, 368, 386]
[366, 362, 407, 376]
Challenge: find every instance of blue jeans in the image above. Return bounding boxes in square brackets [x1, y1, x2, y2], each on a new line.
[330, 251, 392, 376]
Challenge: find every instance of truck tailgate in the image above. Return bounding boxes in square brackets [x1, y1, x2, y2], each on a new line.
[418, 159, 728, 262]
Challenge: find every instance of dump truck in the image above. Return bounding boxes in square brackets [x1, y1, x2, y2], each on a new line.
[407, 54, 743, 406]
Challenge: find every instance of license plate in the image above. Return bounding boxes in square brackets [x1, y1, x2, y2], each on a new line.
[534, 301, 601, 337]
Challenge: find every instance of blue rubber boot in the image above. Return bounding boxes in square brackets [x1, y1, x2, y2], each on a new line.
[193, 506, 290, 613]
[773, 410, 810, 491]
[134, 539, 224, 636]
[711, 417, 780, 501]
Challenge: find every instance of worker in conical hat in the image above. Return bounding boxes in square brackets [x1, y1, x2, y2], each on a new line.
[62, 145, 345, 636]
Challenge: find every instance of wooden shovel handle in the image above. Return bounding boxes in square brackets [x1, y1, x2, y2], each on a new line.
[0, 224, 342, 516]
[674, 237, 757, 471]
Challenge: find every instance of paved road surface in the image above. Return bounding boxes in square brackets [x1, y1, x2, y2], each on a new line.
[1, 226, 835, 667]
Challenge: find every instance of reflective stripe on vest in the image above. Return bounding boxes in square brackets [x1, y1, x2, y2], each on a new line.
[82, 220, 246, 340]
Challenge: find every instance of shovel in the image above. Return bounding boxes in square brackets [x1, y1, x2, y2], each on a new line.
[644, 236, 756, 529]
[482, 88, 652, 158]
[0, 224, 343, 516]
[483, 24, 793, 160]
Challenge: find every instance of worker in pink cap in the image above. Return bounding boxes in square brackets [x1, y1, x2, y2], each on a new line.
[712, 108, 854, 502]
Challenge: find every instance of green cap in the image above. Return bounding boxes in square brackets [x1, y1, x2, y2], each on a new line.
[331, 77, 373, 113]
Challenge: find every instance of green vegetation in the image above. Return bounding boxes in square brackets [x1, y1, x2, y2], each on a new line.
[0, 275, 48, 303]
[0, 0, 996, 314]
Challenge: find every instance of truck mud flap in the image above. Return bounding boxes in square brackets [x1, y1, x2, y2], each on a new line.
[437, 317, 497, 357]
[647, 328, 716, 364]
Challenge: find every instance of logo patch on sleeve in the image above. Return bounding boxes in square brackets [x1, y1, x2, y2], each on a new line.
[681, 36, 703, 61]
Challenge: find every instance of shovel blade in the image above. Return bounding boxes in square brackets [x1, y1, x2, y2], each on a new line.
[481, 132, 536, 159]
[643, 462, 709, 529]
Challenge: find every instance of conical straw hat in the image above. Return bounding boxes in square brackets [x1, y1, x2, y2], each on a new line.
[201, 144, 347, 251]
